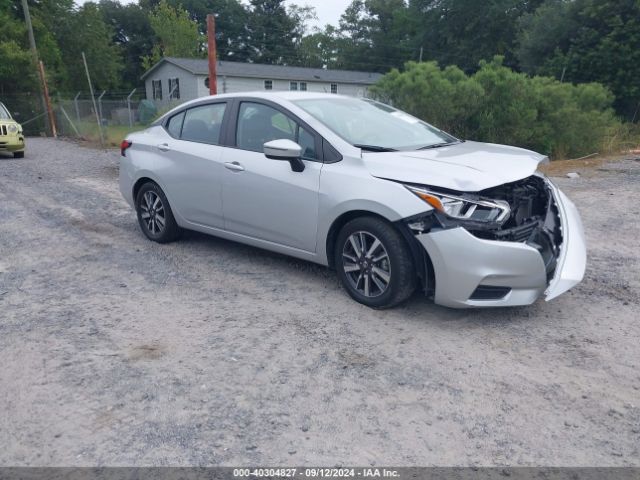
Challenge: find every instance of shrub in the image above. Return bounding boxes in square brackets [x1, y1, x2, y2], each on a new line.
[370, 56, 622, 159]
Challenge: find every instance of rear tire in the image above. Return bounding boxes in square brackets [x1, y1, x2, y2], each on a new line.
[13, 151, 24, 158]
[335, 216, 416, 308]
[135, 182, 180, 243]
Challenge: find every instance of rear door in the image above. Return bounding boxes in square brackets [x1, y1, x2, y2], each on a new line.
[157, 102, 228, 228]
[221, 100, 322, 252]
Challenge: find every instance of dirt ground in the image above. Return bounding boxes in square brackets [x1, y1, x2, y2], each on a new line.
[0, 138, 639, 467]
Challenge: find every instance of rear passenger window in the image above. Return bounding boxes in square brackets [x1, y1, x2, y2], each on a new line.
[167, 111, 184, 138]
[180, 103, 226, 144]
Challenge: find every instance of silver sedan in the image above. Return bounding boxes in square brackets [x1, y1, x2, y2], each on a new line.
[119, 92, 586, 308]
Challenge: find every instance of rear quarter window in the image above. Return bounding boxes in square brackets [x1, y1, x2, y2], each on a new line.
[166, 111, 185, 138]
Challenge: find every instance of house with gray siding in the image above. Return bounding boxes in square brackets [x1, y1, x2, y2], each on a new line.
[141, 57, 383, 107]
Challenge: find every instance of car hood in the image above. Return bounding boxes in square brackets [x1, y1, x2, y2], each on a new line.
[363, 141, 547, 192]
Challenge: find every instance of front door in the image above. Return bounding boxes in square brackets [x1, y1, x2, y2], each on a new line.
[221, 101, 322, 252]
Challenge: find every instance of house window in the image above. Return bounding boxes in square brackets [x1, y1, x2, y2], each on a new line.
[168, 78, 180, 100]
[330, 83, 338, 94]
[152, 80, 162, 100]
[300, 82, 307, 91]
[290, 81, 298, 91]
[264, 80, 273, 90]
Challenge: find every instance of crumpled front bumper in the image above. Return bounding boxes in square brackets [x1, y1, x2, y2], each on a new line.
[415, 181, 586, 308]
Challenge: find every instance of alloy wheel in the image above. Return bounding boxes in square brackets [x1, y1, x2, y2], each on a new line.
[342, 231, 391, 298]
[140, 190, 166, 235]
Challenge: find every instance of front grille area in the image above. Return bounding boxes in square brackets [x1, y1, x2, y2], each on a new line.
[468, 175, 563, 279]
[491, 219, 540, 243]
[0, 125, 7, 136]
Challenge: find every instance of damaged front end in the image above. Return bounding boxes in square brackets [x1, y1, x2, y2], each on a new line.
[400, 174, 585, 308]
[460, 176, 562, 281]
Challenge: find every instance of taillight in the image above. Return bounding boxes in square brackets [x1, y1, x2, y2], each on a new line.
[120, 139, 132, 157]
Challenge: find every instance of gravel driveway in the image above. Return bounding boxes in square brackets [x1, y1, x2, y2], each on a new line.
[0, 138, 638, 466]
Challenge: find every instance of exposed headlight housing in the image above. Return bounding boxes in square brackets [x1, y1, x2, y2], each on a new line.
[406, 185, 511, 224]
[8, 124, 18, 133]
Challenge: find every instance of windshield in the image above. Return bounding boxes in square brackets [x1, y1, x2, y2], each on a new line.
[293, 97, 457, 151]
[0, 103, 11, 120]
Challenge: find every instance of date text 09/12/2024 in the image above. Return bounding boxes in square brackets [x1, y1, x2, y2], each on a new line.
[232, 468, 400, 478]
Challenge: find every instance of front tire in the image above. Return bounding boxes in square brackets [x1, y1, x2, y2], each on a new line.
[335, 216, 416, 308]
[135, 182, 179, 243]
[13, 151, 24, 159]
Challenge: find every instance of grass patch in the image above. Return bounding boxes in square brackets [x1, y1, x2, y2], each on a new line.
[73, 122, 144, 148]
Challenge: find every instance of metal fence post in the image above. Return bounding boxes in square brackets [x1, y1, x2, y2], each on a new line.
[97, 90, 106, 126]
[127, 88, 136, 128]
[74, 92, 81, 122]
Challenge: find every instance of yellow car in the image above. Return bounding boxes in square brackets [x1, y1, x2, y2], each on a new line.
[0, 101, 25, 158]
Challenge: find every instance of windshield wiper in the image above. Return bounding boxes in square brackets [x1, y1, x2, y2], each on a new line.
[353, 144, 397, 152]
[417, 141, 461, 150]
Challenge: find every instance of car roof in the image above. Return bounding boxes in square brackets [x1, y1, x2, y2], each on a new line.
[190, 91, 355, 103]
[154, 92, 366, 124]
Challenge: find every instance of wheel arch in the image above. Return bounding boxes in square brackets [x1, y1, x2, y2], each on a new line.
[325, 210, 433, 295]
[132, 176, 156, 201]
[326, 210, 389, 270]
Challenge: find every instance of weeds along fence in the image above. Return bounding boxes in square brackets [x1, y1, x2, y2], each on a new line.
[2, 90, 181, 146]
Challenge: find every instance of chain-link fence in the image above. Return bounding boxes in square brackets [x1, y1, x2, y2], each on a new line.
[1, 92, 49, 137]
[1, 90, 177, 147]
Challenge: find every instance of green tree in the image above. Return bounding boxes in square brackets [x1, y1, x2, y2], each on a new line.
[371, 61, 484, 136]
[296, 26, 341, 68]
[515, 0, 576, 74]
[406, 0, 545, 72]
[517, 0, 640, 118]
[371, 57, 620, 158]
[56, 2, 123, 91]
[246, 0, 299, 64]
[139, 0, 252, 61]
[333, 0, 413, 72]
[0, 8, 37, 94]
[98, 0, 155, 89]
[142, 0, 204, 70]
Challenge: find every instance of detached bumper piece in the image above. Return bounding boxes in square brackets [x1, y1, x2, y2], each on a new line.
[414, 175, 586, 308]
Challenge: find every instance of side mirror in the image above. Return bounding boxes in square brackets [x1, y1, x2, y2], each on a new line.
[263, 139, 305, 172]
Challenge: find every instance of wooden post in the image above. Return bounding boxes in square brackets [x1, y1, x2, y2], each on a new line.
[38, 61, 57, 138]
[21, 0, 51, 136]
[207, 14, 218, 95]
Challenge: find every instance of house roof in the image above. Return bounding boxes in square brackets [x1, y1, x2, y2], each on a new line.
[141, 57, 384, 85]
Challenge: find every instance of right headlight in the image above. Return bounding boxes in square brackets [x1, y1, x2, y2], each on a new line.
[405, 185, 511, 224]
[8, 124, 18, 133]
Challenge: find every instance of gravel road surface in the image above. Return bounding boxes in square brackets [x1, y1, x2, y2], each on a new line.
[1, 138, 639, 466]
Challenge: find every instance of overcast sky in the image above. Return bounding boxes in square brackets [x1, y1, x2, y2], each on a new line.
[75, 0, 350, 28]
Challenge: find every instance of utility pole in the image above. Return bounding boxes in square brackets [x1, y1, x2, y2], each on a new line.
[38, 61, 57, 137]
[207, 14, 218, 95]
[21, 0, 53, 136]
[419, 46, 423, 62]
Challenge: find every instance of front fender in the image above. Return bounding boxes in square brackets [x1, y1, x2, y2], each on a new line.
[316, 162, 431, 265]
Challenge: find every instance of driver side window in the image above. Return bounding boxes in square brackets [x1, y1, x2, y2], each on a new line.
[236, 102, 317, 159]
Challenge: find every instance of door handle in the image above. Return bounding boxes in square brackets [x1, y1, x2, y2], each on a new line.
[157, 143, 171, 152]
[224, 161, 245, 172]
